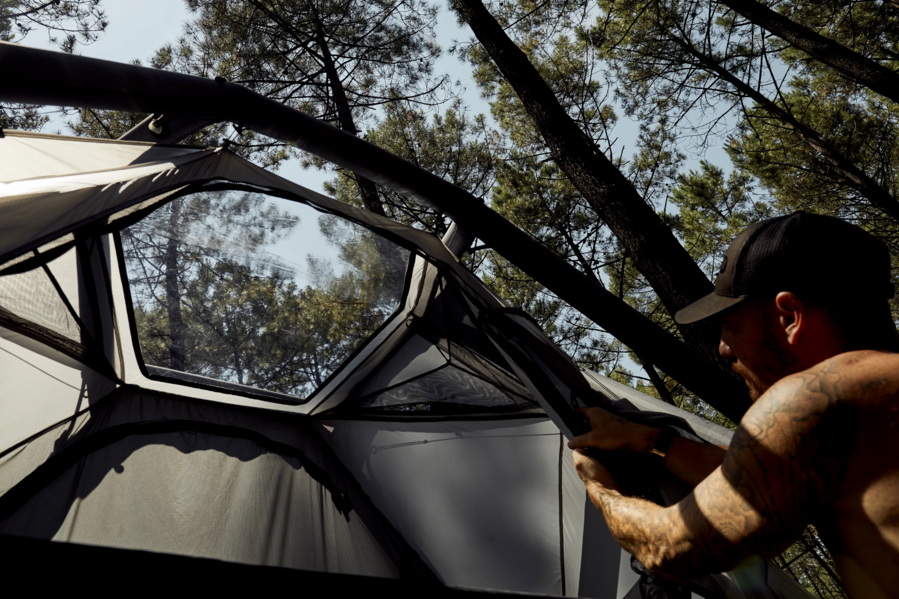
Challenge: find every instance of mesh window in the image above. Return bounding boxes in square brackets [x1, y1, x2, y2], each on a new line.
[338, 273, 540, 415]
[0, 247, 85, 343]
[121, 187, 411, 401]
[356, 365, 519, 410]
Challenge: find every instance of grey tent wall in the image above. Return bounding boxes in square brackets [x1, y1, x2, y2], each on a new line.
[0, 326, 117, 495]
[318, 415, 628, 596]
[0, 386, 436, 580]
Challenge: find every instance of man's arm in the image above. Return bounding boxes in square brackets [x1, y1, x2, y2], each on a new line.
[570, 407, 727, 487]
[574, 367, 842, 579]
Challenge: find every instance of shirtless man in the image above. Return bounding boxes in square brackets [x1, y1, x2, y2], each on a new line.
[569, 212, 899, 598]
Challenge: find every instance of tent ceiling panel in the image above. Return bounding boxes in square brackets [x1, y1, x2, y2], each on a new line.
[0, 131, 202, 183]
[354, 334, 448, 396]
[356, 366, 520, 410]
[318, 417, 609, 595]
[0, 134, 467, 286]
[0, 148, 221, 265]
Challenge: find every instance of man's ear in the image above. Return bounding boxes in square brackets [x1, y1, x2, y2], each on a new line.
[774, 292, 805, 345]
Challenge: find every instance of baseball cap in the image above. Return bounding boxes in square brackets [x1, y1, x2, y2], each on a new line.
[674, 211, 893, 324]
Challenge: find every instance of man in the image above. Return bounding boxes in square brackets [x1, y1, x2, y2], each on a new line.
[570, 212, 899, 598]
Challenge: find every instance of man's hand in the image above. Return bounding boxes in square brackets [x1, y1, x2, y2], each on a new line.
[570, 407, 729, 488]
[568, 407, 656, 496]
[567, 407, 659, 455]
[572, 448, 623, 494]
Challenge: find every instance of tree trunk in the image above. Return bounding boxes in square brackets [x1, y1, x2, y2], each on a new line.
[635, 351, 677, 406]
[451, 0, 729, 371]
[164, 202, 186, 371]
[718, 0, 899, 106]
[315, 26, 389, 219]
[315, 22, 407, 291]
[670, 34, 899, 221]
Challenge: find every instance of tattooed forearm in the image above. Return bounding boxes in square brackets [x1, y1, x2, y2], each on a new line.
[589, 486, 687, 573]
[588, 481, 750, 579]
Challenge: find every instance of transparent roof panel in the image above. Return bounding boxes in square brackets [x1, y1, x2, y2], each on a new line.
[121, 187, 411, 401]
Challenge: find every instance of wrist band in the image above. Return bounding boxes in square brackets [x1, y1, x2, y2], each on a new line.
[650, 426, 677, 464]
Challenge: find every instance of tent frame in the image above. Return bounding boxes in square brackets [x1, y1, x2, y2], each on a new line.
[0, 41, 747, 421]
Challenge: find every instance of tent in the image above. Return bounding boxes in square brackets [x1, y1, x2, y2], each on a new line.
[0, 44, 810, 598]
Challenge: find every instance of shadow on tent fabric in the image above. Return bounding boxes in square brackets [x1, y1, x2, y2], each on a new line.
[0, 388, 437, 579]
[318, 415, 586, 594]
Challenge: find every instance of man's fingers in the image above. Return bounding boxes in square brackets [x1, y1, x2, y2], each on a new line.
[571, 447, 599, 467]
[568, 433, 590, 450]
[576, 406, 604, 428]
[572, 448, 622, 492]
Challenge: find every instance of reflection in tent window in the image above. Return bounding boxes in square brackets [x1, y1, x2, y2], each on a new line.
[121, 188, 411, 400]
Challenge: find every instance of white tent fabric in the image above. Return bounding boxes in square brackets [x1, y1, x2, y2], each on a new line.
[0, 131, 201, 183]
[0, 130, 810, 599]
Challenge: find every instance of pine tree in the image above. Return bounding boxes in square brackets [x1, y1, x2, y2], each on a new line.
[0, 0, 108, 131]
[165, 0, 448, 216]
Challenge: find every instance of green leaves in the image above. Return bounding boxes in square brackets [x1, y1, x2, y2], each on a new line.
[670, 160, 771, 278]
[325, 99, 501, 235]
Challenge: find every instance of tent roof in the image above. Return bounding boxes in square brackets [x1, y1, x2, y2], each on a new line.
[0, 130, 202, 182]
[0, 130, 469, 275]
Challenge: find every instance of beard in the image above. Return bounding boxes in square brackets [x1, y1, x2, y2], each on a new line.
[732, 360, 770, 402]
[731, 319, 800, 402]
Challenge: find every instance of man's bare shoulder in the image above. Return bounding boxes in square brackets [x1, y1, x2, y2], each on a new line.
[748, 350, 899, 426]
[732, 350, 899, 509]
[751, 354, 899, 597]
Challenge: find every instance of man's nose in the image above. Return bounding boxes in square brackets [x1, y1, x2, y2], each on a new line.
[719, 338, 735, 357]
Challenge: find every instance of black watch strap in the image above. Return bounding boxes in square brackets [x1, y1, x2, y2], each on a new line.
[650, 426, 677, 464]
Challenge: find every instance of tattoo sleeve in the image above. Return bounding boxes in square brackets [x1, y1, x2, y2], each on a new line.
[586, 362, 848, 579]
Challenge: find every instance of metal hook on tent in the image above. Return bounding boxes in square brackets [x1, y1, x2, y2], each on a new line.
[442, 197, 484, 258]
[148, 114, 165, 136]
[441, 221, 475, 258]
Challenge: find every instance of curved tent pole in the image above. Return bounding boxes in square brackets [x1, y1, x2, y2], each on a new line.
[0, 42, 749, 421]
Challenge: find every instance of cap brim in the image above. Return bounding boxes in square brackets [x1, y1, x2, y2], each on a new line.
[674, 293, 746, 324]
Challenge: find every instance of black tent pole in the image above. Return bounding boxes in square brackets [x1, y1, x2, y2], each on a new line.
[0, 42, 749, 421]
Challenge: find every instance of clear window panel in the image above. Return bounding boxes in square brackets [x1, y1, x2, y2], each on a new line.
[121, 187, 410, 400]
